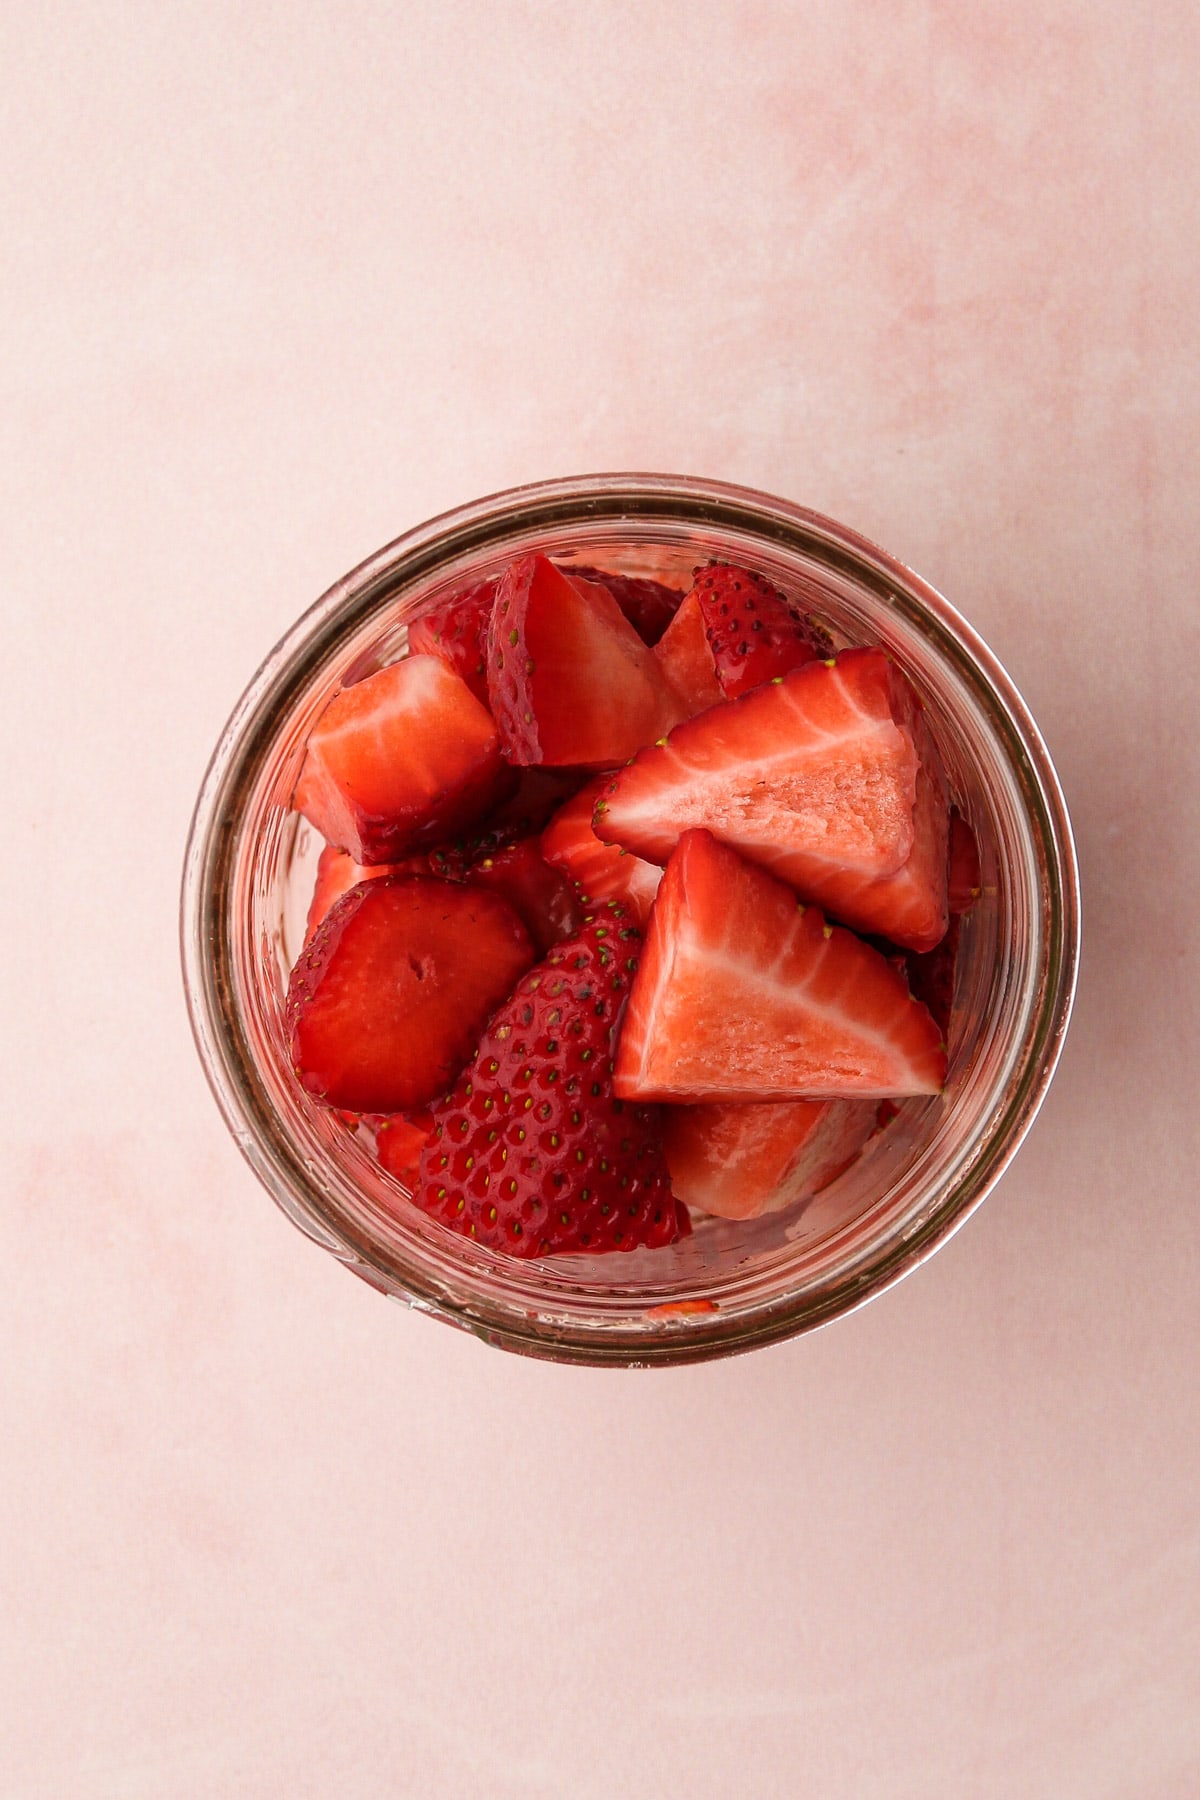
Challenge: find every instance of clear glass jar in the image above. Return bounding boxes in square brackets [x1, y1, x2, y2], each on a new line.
[180, 474, 1079, 1365]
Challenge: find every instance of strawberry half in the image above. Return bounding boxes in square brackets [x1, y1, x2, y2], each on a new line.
[288, 876, 535, 1113]
[663, 1097, 879, 1220]
[293, 655, 516, 864]
[568, 565, 684, 645]
[487, 554, 684, 766]
[692, 562, 830, 697]
[654, 591, 725, 717]
[614, 830, 946, 1102]
[415, 906, 687, 1257]
[595, 648, 949, 951]
[541, 774, 663, 928]
[407, 578, 497, 706]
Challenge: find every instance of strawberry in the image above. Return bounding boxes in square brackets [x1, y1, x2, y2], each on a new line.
[541, 774, 663, 928]
[376, 1110, 434, 1186]
[653, 591, 725, 716]
[948, 810, 981, 913]
[415, 906, 688, 1257]
[663, 1097, 879, 1220]
[407, 578, 497, 706]
[304, 843, 406, 942]
[614, 831, 946, 1102]
[692, 562, 830, 697]
[594, 647, 949, 952]
[288, 876, 535, 1113]
[293, 655, 516, 865]
[487, 554, 684, 766]
[567, 565, 684, 645]
[904, 914, 961, 1040]
[466, 837, 581, 956]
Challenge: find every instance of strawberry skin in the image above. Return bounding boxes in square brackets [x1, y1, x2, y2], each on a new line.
[416, 906, 687, 1257]
[466, 837, 581, 956]
[663, 1097, 878, 1220]
[487, 554, 684, 766]
[567, 566, 684, 645]
[653, 591, 725, 717]
[693, 562, 830, 697]
[541, 774, 663, 928]
[293, 655, 516, 865]
[595, 648, 949, 952]
[407, 578, 497, 706]
[288, 876, 535, 1113]
[614, 830, 946, 1102]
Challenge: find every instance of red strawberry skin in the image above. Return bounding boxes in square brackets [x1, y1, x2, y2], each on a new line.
[614, 830, 946, 1103]
[293, 655, 516, 864]
[663, 1097, 878, 1220]
[288, 876, 535, 1113]
[595, 648, 949, 952]
[487, 554, 684, 766]
[567, 566, 683, 645]
[416, 907, 687, 1258]
[541, 774, 663, 928]
[654, 590, 725, 717]
[407, 578, 497, 706]
[692, 562, 830, 697]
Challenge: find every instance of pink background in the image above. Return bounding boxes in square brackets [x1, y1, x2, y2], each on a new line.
[3, 4, 1198, 1795]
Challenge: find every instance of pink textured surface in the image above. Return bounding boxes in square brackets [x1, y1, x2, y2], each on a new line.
[3, 4, 1198, 1795]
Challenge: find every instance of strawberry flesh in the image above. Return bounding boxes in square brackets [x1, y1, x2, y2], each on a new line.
[654, 591, 725, 717]
[466, 837, 582, 956]
[693, 562, 830, 697]
[376, 1110, 434, 1186]
[541, 774, 663, 928]
[614, 830, 946, 1102]
[407, 578, 497, 706]
[294, 655, 516, 864]
[288, 876, 535, 1113]
[663, 1097, 879, 1220]
[305, 843, 405, 942]
[567, 566, 684, 645]
[487, 554, 684, 766]
[416, 906, 687, 1257]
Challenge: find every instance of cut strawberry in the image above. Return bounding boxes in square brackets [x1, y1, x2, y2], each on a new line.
[487, 554, 684, 766]
[595, 648, 949, 951]
[288, 876, 535, 1113]
[541, 775, 663, 928]
[416, 906, 688, 1257]
[407, 578, 497, 706]
[904, 914, 961, 1040]
[663, 1097, 878, 1220]
[294, 655, 516, 865]
[654, 591, 725, 716]
[304, 843, 407, 942]
[614, 831, 946, 1102]
[567, 565, 684, 645]
[692, 562, 830, 697]
[376, 1110, 434, 1186]
[948, 810, 981, 913]
[466, 837, 581, 956]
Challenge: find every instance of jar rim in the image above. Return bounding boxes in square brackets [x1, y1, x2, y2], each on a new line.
[181, 473, 1080, 1365]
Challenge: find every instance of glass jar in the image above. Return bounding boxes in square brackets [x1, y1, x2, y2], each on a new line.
[180, 474, 1079, 1365]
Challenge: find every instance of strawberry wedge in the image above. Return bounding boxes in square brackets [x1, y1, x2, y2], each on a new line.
[294, 654, 514, 864]
[541, 774, 663, 928]
[595, 647, 949, 951]
[487, 554, 684, 766]
[614, 830, 946, 1102]
[663, 1097, 879, 1220]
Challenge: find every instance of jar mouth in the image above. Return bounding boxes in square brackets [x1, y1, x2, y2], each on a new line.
[181, 473, 1080, 1366]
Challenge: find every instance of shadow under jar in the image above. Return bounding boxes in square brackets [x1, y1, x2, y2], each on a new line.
[181, 474, 1079, 1366]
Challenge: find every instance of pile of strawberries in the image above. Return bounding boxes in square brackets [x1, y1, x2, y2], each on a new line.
[287, 552, 980, 1258]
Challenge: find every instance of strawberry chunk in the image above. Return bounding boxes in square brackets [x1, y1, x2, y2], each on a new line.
[567, 565, 684, 645]
[376, 1110, 434, 1186]
[654, 591, 725, 717]
[304, 843, 406, 942]
[663, 1097, 879, 1220]
[692, 562, 829, 697]
[595, 648, 949, 951]
[293, 655, 515, 865]
[416, 906, 687, 1257]
[614, 831, 946, 1102]
[948, 810, 981, 913]
[288, 876, 535, 1113]
[487, 554, 684, 766]
[541, 775, 663, 928]
[466, 837, 581, 956]
[407, 578, 497, 706]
